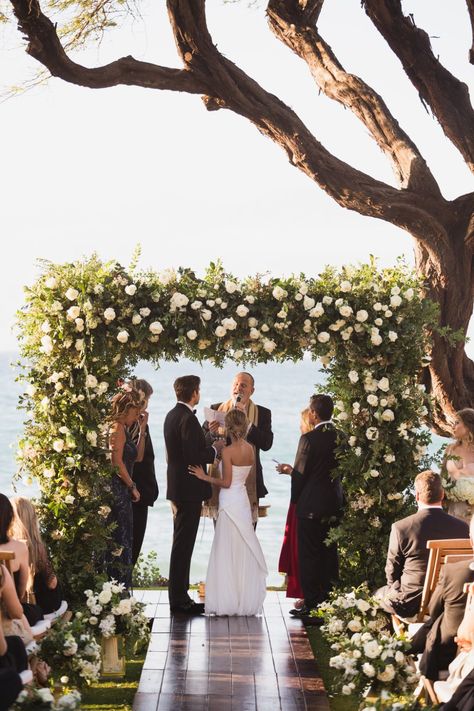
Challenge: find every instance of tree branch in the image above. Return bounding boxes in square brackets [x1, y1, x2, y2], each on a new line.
[363, 0, 474, 174]
[267, 0, 441, 197]
[8, 0, 208, 92]
[467, 0, 474, 64]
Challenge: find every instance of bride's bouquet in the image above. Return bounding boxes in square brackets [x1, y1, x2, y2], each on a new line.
[82, 579, 150, 648]
[445, 476, 474, 504]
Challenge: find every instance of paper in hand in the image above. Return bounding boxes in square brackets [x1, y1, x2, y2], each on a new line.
[204, 407, 226, 426]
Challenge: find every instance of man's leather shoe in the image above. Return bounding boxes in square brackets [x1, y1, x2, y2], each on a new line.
[289, 604, 317, 619]
[170, 601, 205, 615]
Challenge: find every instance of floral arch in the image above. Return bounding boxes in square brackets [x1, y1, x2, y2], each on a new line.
[16, 255, 435, 599]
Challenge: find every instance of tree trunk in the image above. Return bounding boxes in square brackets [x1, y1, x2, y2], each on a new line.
[416, 201, 474, 434]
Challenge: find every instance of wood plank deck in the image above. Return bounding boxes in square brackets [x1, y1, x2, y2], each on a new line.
[133, 590, 330, 711]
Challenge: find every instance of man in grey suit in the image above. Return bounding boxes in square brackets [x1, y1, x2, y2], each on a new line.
[376, 470, 469, 618]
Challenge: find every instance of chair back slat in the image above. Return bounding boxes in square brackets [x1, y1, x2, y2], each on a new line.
[417, 539, 472, 622]
[0, 551, 16, 574]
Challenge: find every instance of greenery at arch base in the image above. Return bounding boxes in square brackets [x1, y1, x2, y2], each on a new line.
[16, 254, 437, 602]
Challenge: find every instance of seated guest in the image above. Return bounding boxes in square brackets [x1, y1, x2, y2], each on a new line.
[278, 407, 314, 606]
[0, 494, 43, 626]
[0, 565, 29, 710]
[410, 515, 474, 679]
[375, 470, 469, 619]
[0, 668, 23, 711]
[9, 497, 62, 616]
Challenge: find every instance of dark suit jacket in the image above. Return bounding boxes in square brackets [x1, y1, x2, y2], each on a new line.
[203, 403, 273, 499]
[292, 423, 343, 520]
[385, 508, 470, 618]
[132, 426, 159, 507]
[411, 558, 474, 679]
[164, 403, 215, 503]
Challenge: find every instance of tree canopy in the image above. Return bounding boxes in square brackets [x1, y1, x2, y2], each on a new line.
[3, 0, 474, 431]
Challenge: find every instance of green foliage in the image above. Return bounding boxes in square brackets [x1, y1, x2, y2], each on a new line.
[38, 615, 101, 687]
[16, 255, 436, 593]
[132, 551, 168, 588]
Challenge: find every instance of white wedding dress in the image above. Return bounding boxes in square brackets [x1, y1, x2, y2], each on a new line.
[205, 464, 268, 616]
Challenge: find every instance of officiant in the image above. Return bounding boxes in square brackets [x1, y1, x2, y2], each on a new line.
[202, 372, 273, 523]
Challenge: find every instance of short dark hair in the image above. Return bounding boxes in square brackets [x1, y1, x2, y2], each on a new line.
[415, 470, 444, 504]
[174, 375, 200, 403]
[309, 394, 334, 421]
[0, 493, 13, 544]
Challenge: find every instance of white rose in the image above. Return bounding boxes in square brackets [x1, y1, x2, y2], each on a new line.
[348, 370, 359, 383]
[97, 381, 109, 395]
[85, 374, 98, 388]
[340, 280, 352, 292]
[395, 651, 405, 663]
[187, 330, 197, 340]
[201, 309, 212, 321]
[371, 333, 383, 346]
[149, 321, 164, 335]
[222, 317, 237, 331]
[37, 688, 55, 702]
[53, 439, 65, 452]
[236, 304, 249, 317]
[377, 664, 395, 682]
[225, 280, 238, 294]
[170, 292, 189, 311]
[207, 300, 215, 307]
[381, 409, 395, 422]
[65, 495, 75, 505]
[385, 309, 393, 317]
[65, 287, 79, 301]
[352, 402, 360, 414]
[132, 313, 142, 325]
[43, 467, 55, 478]
[317, 331, 330, 343]
[250, 328, 260, 340]
[390, 294, 402, 308]
[125, 284, 137, 296]
[86, 431, 98, 447]
[140, 307, 151, 317]
[45, 276, 58, 289]
[356, 310, 368, 322]
[363, 640, 381, 659]
[98, 589, 112, 605]
[388, 331, 398, 342]
[373, 302, 382, 311]
[191, 301, 202, 310]
[272, 285, 287, 300]
[263, 339, 277, 353]
[322, 295, 333, 305]
[248, 317, 258, 328]
[347, 619, 362, 632]
[362, 662, 376, 677]
[384, 453, 396, 463]
[309, 303, 325, 318]
[404, 288, 414, 301]
[103, 307, 116, 321]
[366, 427, 379, 441]
[215, 326, 226, 338]
[117, 330, 129, 343]
[356, 599, 371, 613]
[391, 286, 401, 295]
[342, 685, 353, 696]
[303, 295, 315, 310]
[339, 305, 353, 318]
[158, 268, 176, 285]
[378, 377, 390, 392]
[370, 469, 380, 478]
[75, 318, 84, 332]
[374, 318, 383, 327]
[41, 335, 54, 354]
[367, 394, 378, 406]
[349, 436, 357, 446]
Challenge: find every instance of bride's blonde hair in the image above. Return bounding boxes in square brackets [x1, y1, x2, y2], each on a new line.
[225, 409, 248, 440]
[456, 409, 474, 445]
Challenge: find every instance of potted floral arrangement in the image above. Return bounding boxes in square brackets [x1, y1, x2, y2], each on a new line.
[13, 687, 81, 710]
[38, 615, 101, 688]
[82, 579, 150, 677]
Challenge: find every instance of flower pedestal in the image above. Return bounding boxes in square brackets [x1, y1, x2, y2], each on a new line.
[100, 635, 126, 679]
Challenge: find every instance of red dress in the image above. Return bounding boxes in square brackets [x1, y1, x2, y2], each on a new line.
[278, 502, 303, 599]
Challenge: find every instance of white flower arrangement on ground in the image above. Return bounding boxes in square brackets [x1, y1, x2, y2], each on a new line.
[316, 585, 418, 697]
[13, 688, 81, 710]
[38, 616, 101, 687]
[83, 579, 150, 648]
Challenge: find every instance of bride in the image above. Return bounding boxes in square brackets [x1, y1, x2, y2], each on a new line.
[189, 409, 267, 616]
[444, 408, 474, 524]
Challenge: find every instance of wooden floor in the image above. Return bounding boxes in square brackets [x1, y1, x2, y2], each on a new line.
[133, 590, 330, 711]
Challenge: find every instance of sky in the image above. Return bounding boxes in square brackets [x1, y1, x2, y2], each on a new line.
[0, 0, 473, 351]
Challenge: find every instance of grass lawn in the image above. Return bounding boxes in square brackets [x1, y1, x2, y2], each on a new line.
[81, 656, 145, 711]
[306, 626, 359, 711]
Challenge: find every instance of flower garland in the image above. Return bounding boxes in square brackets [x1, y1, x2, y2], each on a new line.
[15, 255, 436, 595]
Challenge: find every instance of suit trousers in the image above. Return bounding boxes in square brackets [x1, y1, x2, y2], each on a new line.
[132, 503, 149, 567]
[168, 500, 202, 608]
[297, 516, 339, 607]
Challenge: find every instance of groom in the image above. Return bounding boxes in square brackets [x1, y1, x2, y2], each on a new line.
[164, 375, 224, 614]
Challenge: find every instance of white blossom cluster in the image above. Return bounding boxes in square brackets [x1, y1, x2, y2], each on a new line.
[84, 580, 150, 644]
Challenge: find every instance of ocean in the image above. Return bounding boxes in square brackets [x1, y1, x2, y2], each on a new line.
[0, 352, 329, 587]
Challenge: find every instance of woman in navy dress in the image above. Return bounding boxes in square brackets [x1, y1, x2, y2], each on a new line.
[108, 390, 146, 589]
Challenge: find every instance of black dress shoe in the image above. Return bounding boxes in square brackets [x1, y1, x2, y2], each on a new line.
[289, 605, 316, 619]
[170, 601, 205, 615]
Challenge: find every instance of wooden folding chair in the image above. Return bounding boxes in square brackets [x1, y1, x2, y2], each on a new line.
[0, 551, 16, 574]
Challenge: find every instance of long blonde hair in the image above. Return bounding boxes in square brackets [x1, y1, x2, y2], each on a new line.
[9, 497, 45, 589]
